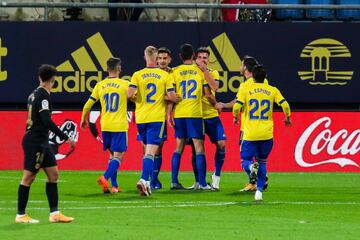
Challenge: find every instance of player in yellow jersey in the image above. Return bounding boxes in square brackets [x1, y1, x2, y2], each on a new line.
[150, 47, 180, 190]
[136, 47, 179, 189]
[81, 57, 129, 194]
[168, 44, 219, 190]
[127, 46, 178, 196]
[216, 55, 269, 192]
[233, 65, 291, 200]
[186, 47, 226, 191]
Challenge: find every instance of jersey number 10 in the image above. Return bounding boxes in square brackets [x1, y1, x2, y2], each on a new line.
[104, 93, 120, 112]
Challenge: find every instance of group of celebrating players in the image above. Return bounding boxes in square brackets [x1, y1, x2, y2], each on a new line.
[15, 43, 291, 224]
[81, 43, 292, 198]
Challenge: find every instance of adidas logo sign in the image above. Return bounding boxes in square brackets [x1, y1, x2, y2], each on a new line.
[52, 32, 113, 93]
[207, 32, 244, 93]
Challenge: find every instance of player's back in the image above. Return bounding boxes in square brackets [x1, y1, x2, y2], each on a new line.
[95, 77, 129, 132]
[239, 82, 284, 141]
[172, 64, 206, 118]
[239, 77, 269, 130]
[131, 67, 172, 124]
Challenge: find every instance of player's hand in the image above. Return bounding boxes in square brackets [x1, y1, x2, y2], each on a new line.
[66, 137, 75, 148]
[284, 117, 292, 127]
[80, 119, 89, 130]
[215, 102, 224, 111]
[174, 94, 182, 103]
[129, 94, 137, 103]
[233, 117, 239, 124]
[167, 114, 175, 128]
[196, 59, 207, 72]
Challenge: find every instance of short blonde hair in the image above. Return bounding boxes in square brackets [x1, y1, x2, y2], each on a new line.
[144, 46, 158, 61]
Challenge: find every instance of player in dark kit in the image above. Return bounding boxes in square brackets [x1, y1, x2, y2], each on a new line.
[16, 64, 75, 224]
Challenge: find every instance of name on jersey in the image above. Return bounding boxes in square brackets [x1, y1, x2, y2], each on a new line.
[249, 88, 271, 96]
[102, 82, 120, 89]
[179, 70, 197, 76]
[141, 73, 161, 79]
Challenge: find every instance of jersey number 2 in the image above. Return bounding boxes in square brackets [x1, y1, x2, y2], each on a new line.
[249, 99, 270, 120]
[104, 93, 120, 112]
[146, 83, 156, 103]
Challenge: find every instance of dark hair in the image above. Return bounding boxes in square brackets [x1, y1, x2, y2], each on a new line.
[252, 64, 266, 83]
[180, 44, 194, 60]
[158, 47, 171, 56]
[38, 64, 57, 82]
[242, 55, 258, 73]
[196, 47, 210, 57]
[107, 57, 121, 72]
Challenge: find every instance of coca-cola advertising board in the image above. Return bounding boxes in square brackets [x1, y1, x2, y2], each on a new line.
[0, 111, 358, 172]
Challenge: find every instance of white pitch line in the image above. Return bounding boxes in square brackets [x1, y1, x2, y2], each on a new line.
[0, 200, 230, 204]
[0, 202, 236, 211]
[0, 176, 67, 182]
[1, 201, 360, 211]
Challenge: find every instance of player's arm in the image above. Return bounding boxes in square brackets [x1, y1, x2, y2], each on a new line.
[232, 87, 246, 124]
[165, 75, 181, 103]
[215, 99, 236, 111]
[204, 86, 217, 107]
[166, 102, 175, 127]
[81, 84, 99, 129]
[166, 90, 181, 103]
[216, 80, 244, 111]
[80, 97, 97, 129]
[203, 70, 219, 91]
[127, 73, 138, 102]
[196, 60, 219, 91]
[37, 96, 74, 147]
[275, 88, 292, 127]
[232, 100, 244, 124]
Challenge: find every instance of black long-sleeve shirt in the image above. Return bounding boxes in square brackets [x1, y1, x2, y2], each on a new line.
[25, 87, 68, 142]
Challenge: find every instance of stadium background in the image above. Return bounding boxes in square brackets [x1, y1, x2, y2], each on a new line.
[0, 2, 359, 173]
[0, 2, 360, 240]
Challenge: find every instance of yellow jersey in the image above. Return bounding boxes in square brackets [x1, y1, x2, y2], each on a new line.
[202, 69, 220, 119]
[238, 77, 268, 131]
[81, 77, 129, 132]
[234, 82, 290, 141]
[130, 67, 175, 124]
[172, 64, 207, 118]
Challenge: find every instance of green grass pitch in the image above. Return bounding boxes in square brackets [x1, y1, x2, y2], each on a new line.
[0, 170, 359, 240]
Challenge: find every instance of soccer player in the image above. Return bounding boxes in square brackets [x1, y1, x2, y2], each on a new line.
[81, 57, 129, 194]
[216, 55, 269, 192]
[149, 47, 180, 190]
[157, 47, 173, 73]
[16, 64, 75, 224]
[187, 47, 226, 190]
[233, 64, 291, 200]
[168, 44, 219, 190]
[127, 46, 178, 196]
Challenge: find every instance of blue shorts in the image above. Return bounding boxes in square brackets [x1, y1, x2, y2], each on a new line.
[102, 131, 128, 153]
[174, 118, 204, 140]
[137, 122, 167, 142]
[137, 122, 166, 145]
[204, 117, 226, 143]
[240, 139, 274, 162]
